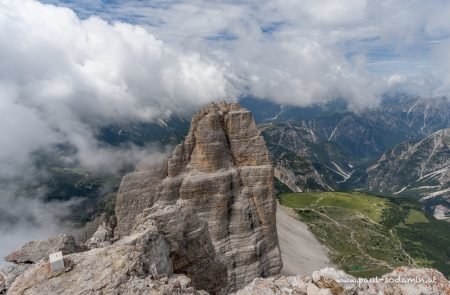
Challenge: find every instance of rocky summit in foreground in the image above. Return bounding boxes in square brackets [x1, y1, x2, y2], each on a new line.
[1, 102, 282, 294]
[2, 102, 449, 295]
[236, 267, 450, 295]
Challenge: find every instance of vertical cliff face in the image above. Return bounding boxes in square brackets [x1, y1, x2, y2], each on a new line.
[115, 102, 282, 293]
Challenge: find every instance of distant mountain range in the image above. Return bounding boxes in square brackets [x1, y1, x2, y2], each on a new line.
[365, 128, 450, 220]
[30, 94, 450, 223]
[241, 95, 450, 221]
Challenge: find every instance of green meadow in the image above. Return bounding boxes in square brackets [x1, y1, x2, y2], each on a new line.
[279, 191, 450, 278]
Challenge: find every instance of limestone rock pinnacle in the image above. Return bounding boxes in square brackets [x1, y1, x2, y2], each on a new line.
[115, 102, 282, 293]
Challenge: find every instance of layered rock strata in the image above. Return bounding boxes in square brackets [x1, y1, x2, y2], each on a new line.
[114, 102, 282, 293]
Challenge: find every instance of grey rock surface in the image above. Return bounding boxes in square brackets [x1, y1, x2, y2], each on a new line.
[6, 223, 173, 295]
[115, 165, 166, 238]
[4, 234, 83, 264]
[85, 214, 116, 249]
[235, 267, 450, 295]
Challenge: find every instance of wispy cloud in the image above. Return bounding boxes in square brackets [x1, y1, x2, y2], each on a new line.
[40, 0, 450, 98]
[0, 0, 228, 261]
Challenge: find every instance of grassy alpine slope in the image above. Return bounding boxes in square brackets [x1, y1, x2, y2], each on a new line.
[279, 192, 450, 278]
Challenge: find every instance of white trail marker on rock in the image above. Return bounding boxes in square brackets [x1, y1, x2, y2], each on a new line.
[49, 252, 64, 272]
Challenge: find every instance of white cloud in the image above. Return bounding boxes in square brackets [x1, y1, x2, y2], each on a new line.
[367, 0, 450, 44]
[227, 37, 382, 108]
[44, 0, 450, 105]
[0, 186, 79, 266]
[0, 0, 229, 261]
[387, 74, 407, 87]
[0, 0, 230, 170]
[432, 39, 450, 96]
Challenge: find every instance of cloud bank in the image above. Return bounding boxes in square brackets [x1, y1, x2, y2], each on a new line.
[0, 0, 229, 262]
[0, 0, 234, 171]
[42, 0, 450, 99]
